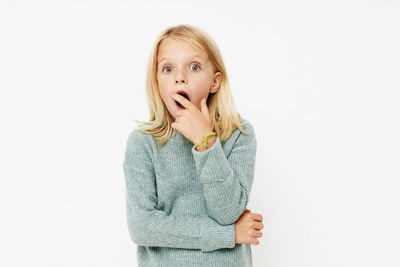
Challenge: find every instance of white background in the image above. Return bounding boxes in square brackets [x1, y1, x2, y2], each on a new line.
[1, 0, 399, 266]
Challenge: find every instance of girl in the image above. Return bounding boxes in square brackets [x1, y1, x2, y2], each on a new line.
[123, 24, 263, 267]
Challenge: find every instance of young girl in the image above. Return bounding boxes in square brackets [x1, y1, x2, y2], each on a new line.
[123, 24, 263, 267]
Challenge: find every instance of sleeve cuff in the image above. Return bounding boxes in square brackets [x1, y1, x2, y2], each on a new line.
[200, 216, 236, 252]
[191, 137, 233, 184]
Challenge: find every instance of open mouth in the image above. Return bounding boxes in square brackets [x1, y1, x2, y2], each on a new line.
[175, 91, 190, 109]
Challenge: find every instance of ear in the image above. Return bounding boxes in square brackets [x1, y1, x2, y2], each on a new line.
[209, 71, 222, 94]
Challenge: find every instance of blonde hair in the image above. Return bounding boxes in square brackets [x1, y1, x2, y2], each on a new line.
[133, 24, 249, 147]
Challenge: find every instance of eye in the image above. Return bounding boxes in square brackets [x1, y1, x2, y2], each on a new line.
[190, 63, 201, 71]
[162, 66, 172, 73]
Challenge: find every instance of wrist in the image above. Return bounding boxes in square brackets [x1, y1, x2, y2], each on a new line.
[196, 136, 216, 151]
[195, 131, 216, 151]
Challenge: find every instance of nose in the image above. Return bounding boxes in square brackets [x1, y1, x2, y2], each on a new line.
[175, 69, 187, 85]
[176, 79, 186, 85]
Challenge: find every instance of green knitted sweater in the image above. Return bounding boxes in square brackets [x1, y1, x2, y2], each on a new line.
[123, 118, 257, 267]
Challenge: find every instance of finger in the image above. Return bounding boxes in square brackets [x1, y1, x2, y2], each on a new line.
[252, 237, 260, 245]
[173, 93, 192, 109]
[254, 222, 264, 230]
[252, 213, 263, 222]
[252, 229, 263, 238]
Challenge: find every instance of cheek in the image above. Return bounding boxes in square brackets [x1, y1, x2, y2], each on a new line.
[191, 72, 207, 82]
[157, 75, 164, 87]
[157, 85, 169, 101]
[158, 88, 170, 103]
[157, 77, 168, 94]
[158, 78, 173, 95]
[190, 93, 203, 106]
[191, 72, 213, 87]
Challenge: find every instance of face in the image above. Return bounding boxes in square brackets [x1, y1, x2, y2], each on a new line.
[156, 37, 222, 120]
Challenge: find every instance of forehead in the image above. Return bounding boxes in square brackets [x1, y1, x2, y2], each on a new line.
[157, 38, 208, 62]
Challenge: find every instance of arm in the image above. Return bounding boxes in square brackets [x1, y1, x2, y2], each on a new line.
[191, 121, 257, 225]
[123, 130, 235, 252]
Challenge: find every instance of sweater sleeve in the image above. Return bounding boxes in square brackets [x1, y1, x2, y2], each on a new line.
[123, 130, 236, 253]
[191, 121, 257, 225]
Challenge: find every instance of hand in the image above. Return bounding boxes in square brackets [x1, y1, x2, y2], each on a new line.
[235, 209, 264, 245]
[171, 93, 213, 146]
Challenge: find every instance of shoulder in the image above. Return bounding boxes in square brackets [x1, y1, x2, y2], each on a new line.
[126, 128, 151, 145]
[124, 128, 153, 165]
[241, 118, 256, 136]
[221, 118, 256, 157]
[233, 118, 257, 145]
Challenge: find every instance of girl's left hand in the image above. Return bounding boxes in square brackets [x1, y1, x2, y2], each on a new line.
[171, 93, 213, 146]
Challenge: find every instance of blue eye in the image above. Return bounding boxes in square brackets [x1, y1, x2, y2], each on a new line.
[162, 66, 172, 73]
[190, 64, 201, 71]
[162, 63, 201, 73]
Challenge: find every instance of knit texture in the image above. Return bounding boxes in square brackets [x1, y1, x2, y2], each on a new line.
[123, 118, 257, 267]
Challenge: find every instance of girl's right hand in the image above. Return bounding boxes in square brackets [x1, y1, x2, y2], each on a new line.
[234, 209, 264, 245]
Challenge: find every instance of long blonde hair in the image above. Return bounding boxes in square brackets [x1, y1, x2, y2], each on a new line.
[133, 24, 249, 147]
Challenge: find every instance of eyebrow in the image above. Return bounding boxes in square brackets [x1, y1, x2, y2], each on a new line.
[158, 56, 204, 64]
